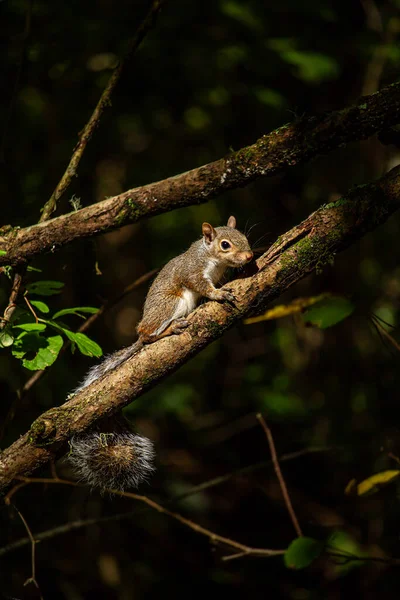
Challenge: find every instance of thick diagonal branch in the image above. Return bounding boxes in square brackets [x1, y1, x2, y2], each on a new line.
[1, 164, 400, 491]
[1, 82, 400, 266]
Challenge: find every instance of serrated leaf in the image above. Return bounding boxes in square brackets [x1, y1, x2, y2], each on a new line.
[356, 470, 400, 496]
[30, 300, 50, 314]
[302, 296, 354, 329]
[21, 335, 63, 370]
[0, 330, 14, 347]
[26, 280, 64, 296]
[52, 306, 99, 320]
[13, 322, 47, 332]
[284, 537, 323, 570]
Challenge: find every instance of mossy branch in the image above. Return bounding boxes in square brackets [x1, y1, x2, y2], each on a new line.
[1, 164, 400, 491]
[1, 82, 400, 266]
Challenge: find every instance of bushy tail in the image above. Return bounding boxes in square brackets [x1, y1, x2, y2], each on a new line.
[75, 340, 143, 392]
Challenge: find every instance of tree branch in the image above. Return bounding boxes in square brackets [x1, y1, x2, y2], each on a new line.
[1, 164, 400, 489]
[1, 82, 400, 266]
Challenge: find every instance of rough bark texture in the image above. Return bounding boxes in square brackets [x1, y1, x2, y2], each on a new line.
[1, 82, 400, 266]
[1, 164, 400, 491]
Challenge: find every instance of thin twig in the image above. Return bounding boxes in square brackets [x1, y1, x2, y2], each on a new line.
[0, 270, 25, 331]
[370, 315, 400, 353]
[173, 446, 332, 501]
[41, 0, 167, 221]
[256, 413, 303, 538]
[3, 475, 285, 560]
[11, 504, 43, 599]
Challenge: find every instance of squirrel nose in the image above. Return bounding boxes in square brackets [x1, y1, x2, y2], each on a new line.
[245, 252, 253, 262]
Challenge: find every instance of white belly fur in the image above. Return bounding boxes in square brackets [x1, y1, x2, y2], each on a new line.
[173, 287, 200, 319]
[154, 288, 200, 336]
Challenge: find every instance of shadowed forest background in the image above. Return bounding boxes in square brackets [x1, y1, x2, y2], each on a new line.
[1, 0, 400, 598]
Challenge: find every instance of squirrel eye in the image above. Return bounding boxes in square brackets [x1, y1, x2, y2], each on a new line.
[221, 240, 231, 250]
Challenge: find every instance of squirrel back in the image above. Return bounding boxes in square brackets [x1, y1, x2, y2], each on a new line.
[68, 216, 253, 492]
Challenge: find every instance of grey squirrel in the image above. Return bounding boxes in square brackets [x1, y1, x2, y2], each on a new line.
[68, 216, 253, 492]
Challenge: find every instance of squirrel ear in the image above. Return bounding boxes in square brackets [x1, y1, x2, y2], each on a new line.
[227, 215, 236, 228]
[202, 222, 216, 243]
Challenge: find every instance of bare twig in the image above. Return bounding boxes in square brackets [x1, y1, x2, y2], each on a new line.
[41, 0, 167, 221]
[11, 504, 43, 599]
[0, 448, 330, 558]
[370, 315, 400, 353]
[173, 446, 332, 501]
[3, 475, 285, 560]
[256, 413, 303, 538]
[0, 269, 26, 331]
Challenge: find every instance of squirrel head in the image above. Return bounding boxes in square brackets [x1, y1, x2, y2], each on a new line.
[201, 215, 253, 267]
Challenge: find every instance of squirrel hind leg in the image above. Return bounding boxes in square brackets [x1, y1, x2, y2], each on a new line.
[140, 318, 190, 344]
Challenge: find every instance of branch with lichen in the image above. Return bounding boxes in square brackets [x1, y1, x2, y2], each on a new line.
[1, 82, 400, 266]
[1, 164, 400, 491]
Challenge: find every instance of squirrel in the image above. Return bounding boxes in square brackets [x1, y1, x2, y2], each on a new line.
[68, 216, 253, 493]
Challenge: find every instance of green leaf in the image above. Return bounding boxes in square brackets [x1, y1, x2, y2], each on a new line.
[64, 331, 102, 357]
[0, 250, 7, 256]
[23, 335, 63, 370]
[355, 470, 400, 496]
[41, 319, 102, 357]
[30, 300, 50, 314]
[284, 537, 323, 570]
[0, 330, 14, 348]
[13, 322, 47, 332]
[52, 306, 99, 319]
[327, 531, 366, 574]
[12, 331, 63, 370]
[302, 296, 354, 329]
[26, 280, 64, 296]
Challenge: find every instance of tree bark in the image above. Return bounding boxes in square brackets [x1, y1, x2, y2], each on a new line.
[1, 164, 400, 491]
[1, 82, 400, 267]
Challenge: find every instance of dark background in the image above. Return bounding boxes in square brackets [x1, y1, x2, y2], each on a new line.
[1, 0, 400, 598]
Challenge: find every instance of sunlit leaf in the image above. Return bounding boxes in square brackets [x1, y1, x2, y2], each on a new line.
[22, 335, 63, 370]
[284, 537, 323, 570]
[66, 332, 102, 357]
[356, 470, 400, 496]
[13, 322, 47, 332]
[12, 332, 63, 370]
[41, 319, 103, 357]
[52, 306, 99, 320]
[244, 294, 328, 324]
[30, 300, 50, 314]
[0, 330, 14, 348]
[302, 296, 354, 329]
